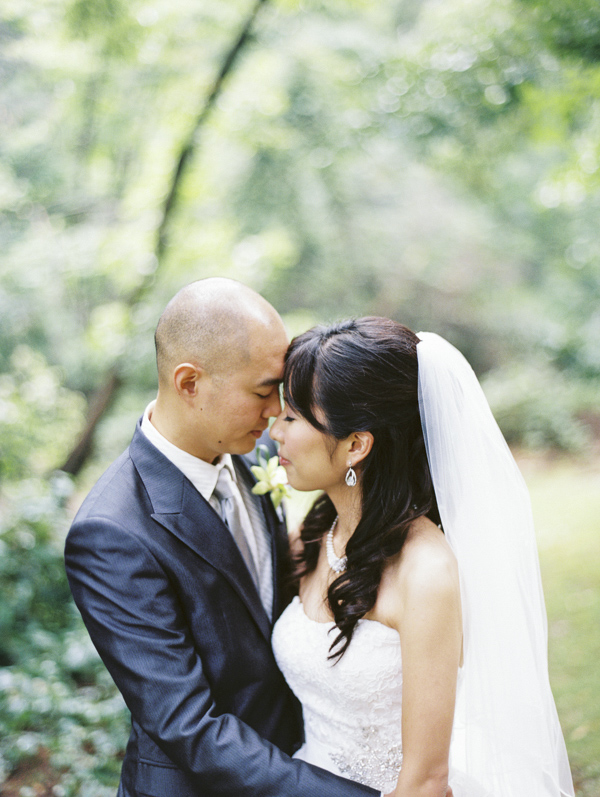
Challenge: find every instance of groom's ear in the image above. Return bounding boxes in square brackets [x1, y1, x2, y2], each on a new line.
[349, 431, 374, 465]
[173, 362, 204, 399]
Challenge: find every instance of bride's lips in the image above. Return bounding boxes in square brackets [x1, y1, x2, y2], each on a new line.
[279, 454, 291, 466]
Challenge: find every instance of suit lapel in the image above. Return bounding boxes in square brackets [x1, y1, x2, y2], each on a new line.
[129, 425, 272, 642]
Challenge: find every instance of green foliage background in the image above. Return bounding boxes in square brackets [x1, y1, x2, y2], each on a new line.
[0, 0, 599, 793]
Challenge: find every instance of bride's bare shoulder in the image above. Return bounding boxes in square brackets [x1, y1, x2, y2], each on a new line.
[403, 517, 457, 585]
[404, 515, 454, 560]
[378, 517, 460, 622]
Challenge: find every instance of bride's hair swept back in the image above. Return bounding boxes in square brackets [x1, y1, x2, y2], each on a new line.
[284, 317, 439, 660]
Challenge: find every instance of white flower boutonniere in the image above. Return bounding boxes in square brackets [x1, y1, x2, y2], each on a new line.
[251, 445, 291, 510]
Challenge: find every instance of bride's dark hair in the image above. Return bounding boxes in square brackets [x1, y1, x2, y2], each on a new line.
[284, 317, 440, 660]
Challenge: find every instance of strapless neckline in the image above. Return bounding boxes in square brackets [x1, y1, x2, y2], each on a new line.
[292, 595, 400, 637]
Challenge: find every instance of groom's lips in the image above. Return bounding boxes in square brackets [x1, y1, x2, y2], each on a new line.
[251, 430, 264, 438]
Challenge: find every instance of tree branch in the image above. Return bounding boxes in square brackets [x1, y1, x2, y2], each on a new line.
[61, 369, 122, 475]
[129, 0, 270, 306]
[60, 0, 270, 475]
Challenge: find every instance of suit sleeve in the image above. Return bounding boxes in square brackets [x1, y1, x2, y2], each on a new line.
[65, 517, 377, 797]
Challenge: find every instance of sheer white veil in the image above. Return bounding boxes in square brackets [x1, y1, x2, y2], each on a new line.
[417, 332, 574, 797]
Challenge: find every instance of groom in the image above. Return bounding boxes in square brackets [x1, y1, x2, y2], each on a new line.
[65, 278, 379, 796]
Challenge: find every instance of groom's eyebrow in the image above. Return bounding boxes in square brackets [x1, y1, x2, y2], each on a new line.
[256, 377, 282, 388]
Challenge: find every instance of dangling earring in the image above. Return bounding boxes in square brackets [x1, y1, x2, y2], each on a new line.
[345, 464, 357, 487]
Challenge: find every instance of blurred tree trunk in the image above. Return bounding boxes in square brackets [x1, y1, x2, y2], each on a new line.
[61, 0, 270, 476]
[61, 368, 122, 476]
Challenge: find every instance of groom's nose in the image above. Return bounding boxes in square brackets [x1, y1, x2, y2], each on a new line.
[263, 389, 282, 419]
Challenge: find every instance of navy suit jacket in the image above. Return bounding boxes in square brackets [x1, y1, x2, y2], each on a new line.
[65, 422, 376, 797]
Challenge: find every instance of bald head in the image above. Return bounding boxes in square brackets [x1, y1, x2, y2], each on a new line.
[155, 278, 283, 386]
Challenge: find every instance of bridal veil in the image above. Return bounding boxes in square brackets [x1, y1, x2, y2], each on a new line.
[417, 333, 574, 797]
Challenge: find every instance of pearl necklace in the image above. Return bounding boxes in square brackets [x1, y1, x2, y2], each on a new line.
[326, 516, 347, 574]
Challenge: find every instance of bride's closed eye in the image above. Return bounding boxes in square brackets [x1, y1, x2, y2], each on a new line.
[280, 402, 296, 422]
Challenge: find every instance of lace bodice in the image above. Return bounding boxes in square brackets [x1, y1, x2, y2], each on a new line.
[272, 595, 404, 792]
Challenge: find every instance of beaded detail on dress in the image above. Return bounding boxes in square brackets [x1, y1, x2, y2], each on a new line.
[272, 595, 404, 792]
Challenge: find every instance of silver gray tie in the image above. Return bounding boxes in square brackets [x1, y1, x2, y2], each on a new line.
[214, 467, 259, 587]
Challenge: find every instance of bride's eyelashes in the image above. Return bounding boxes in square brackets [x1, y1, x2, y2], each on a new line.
[281, 402, 296, 422]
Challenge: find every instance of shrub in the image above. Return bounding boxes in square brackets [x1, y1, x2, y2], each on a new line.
[482, 361, 593, 451]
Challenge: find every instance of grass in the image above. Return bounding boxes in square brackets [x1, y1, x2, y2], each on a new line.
[521, 453, 600, 796]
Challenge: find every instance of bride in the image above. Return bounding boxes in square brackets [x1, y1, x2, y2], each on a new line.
[270, 317, 574, 797]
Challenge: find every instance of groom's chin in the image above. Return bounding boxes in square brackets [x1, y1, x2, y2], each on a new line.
[231, 436, 261, 456]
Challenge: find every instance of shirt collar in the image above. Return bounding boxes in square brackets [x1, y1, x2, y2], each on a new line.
[141, 400, 236, 501]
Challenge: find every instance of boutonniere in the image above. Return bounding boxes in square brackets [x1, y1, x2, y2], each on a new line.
[251, 445, 291, 510]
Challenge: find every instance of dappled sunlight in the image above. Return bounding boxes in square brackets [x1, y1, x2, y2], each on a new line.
[1, 0, 599, 792]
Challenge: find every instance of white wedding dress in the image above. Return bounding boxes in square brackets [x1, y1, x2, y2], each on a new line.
[272, 595, 487, 795]
[271, 333, 574, 797]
